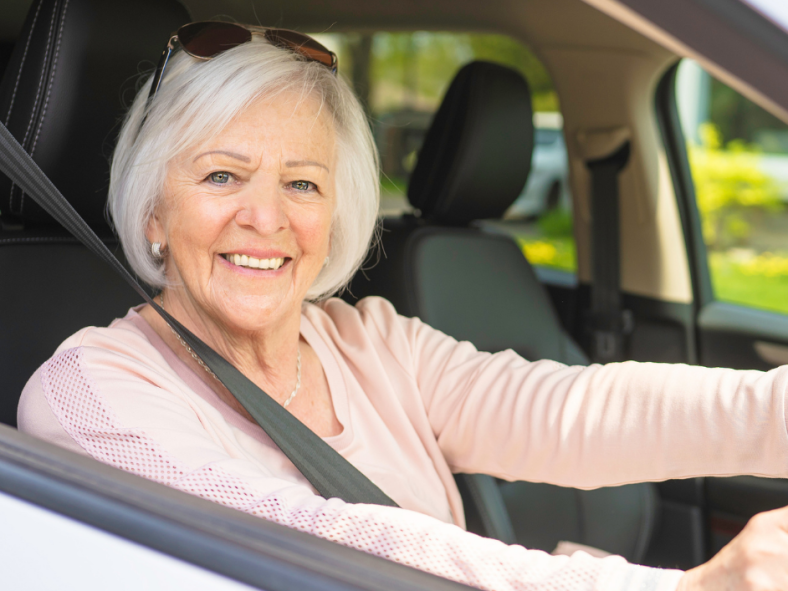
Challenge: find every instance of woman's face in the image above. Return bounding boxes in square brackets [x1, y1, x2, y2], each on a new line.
[147, 92, 336, 332]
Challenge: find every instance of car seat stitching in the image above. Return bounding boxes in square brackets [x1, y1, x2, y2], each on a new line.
[12, 0, 58, 215]
[4, 0, 43, 126]
[0, 237, 74, 244]
[30, 0, 69, 159]
[5, 0, 44, 214]
[20, 0, 57, 149]
[0, 236, 118, 245]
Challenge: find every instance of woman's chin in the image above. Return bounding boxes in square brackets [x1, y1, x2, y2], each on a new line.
[212, 293, 299, 332]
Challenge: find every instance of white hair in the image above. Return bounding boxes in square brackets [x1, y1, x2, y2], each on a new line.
[109, 33, 379, 300]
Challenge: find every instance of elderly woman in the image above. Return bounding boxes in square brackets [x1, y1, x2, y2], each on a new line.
[16, 22, 788, 591]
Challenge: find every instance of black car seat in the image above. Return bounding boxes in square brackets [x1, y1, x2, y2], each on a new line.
[0, 0, 190, 427]
[349, 61, 658, 562]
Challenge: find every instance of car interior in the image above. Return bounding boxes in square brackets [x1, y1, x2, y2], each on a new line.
[2, 0, 788, 576]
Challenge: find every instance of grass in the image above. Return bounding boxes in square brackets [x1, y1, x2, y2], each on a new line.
[511, 218, 788, 316]
[709, 251, 788, 314]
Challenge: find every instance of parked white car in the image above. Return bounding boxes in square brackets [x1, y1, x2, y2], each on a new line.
[506, 112, 571, 219]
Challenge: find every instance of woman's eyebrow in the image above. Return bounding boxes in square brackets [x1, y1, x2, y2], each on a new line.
[286, 159, 329, 172]
[193, 150, 251, 163]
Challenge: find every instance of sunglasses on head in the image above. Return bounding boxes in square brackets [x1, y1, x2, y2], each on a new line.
[147, 21, 338, 100]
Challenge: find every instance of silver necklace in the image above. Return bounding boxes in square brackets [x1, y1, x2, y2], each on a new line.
[158, 292, 302, 408]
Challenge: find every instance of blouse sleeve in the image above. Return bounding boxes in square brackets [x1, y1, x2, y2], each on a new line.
[19, 340, 683, 591]
[358, 296, 788, 488]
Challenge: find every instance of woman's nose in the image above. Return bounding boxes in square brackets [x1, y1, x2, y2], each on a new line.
[234, 186, 289, 234]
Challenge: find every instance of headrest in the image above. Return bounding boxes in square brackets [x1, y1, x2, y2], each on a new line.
[408, 61, 534, 226]
[0, 0, 189, 230]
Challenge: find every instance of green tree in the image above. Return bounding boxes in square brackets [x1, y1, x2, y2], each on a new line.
[366, 32, 558, 115]
[690, 123, 782, 249]
[466, 34, 558, 111]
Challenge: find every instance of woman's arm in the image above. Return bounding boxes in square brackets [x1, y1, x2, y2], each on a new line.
[363, 298, 788, 487]
[19, 343, 683, 591]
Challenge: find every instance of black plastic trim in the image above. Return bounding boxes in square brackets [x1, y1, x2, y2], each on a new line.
[654, 62, 713, 311]
[0, 425, 471, 591]
[652, 60, 715, 366]
[698, 301, 788, 343]
[707, 476, 788, 518]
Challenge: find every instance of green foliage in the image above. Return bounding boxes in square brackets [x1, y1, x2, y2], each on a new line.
[365, 32, 557, 114]
[379, 175, 407, 195]
[536, 208, 573, 238]
[708, 78, 788, 151]
[517, 236, 577, 272]
[506, 210, 577, 272]
[465, 35, 558, 112]
[689, 123, 782, 249]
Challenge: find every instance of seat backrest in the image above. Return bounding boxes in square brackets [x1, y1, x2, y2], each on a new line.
[0, 0, 190, 426]
[350, 61, 657, 562]
[351, 61, 585, 365]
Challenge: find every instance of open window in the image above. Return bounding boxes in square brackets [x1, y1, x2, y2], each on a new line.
[675, 59, 788, 316]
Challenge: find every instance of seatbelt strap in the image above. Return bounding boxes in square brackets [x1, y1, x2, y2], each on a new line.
[0, 122, 397, 507]
[585, 141, 632, 364]
[455, 474, 517, 545]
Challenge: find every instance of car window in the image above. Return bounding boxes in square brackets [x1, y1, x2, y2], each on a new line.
[675, 59, 788, 314]
[312, 31, 577, 275]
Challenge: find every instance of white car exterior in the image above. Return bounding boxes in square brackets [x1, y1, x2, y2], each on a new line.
[506, 112, 571, 219]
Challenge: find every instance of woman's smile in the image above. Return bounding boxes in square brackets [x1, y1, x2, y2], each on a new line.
[218, 252, 291, 273]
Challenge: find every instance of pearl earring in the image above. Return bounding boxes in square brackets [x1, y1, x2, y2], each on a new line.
[151, 242, 163, 258]
[324, 256, 330, 266]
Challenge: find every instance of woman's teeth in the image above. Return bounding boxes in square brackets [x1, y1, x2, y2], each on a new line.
[224, 254, 285, 270]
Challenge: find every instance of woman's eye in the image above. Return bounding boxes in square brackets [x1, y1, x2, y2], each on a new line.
[291, 180, 314, 191]
[208, 171, 233, 184]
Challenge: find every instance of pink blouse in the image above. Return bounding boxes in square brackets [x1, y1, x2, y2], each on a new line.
[18, 296, 788, 591]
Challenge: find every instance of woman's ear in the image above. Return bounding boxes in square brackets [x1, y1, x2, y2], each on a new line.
[145, 211, 165, 247]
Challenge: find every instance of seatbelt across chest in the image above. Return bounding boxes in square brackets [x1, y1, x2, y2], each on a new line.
[0, 122, 398, 507]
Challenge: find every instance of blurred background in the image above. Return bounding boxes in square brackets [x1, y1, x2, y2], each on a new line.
[676, 59, 788, 314]
[313, 31, 577, 277]
[314, 31, 788, 315]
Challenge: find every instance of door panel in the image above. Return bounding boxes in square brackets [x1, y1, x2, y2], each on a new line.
[698, 302, 788, 370]
[661, 55, 788, 565]
[707, 477, 788, 554]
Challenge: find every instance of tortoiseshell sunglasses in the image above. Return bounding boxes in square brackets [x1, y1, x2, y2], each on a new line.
[147, 21, 338, 100]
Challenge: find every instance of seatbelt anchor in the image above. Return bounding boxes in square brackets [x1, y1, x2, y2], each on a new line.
[585, 309, 634, 363]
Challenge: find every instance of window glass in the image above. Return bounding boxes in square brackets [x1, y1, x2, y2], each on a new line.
[675, 60, 788, 314]
[312, 32, 576, 274]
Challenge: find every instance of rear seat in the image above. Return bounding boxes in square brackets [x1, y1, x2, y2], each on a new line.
[349, 61, 658, 561]
[0, 0, 189, 427]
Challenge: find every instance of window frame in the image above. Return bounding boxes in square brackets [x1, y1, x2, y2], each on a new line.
[0, 424, 470, 591]
[653, 60, 714, 312]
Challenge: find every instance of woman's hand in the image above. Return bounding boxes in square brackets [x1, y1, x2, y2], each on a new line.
[678, 506, 788, 591]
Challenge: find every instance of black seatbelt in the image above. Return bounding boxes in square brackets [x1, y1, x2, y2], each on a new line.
[585, 141, 632, 364]
[0, 122, 397, 507]
[455, 474, 516, 545]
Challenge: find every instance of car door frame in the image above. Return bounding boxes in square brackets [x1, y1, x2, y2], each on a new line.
[652, 33, 788, 564]
[0, 424, 471, 591]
